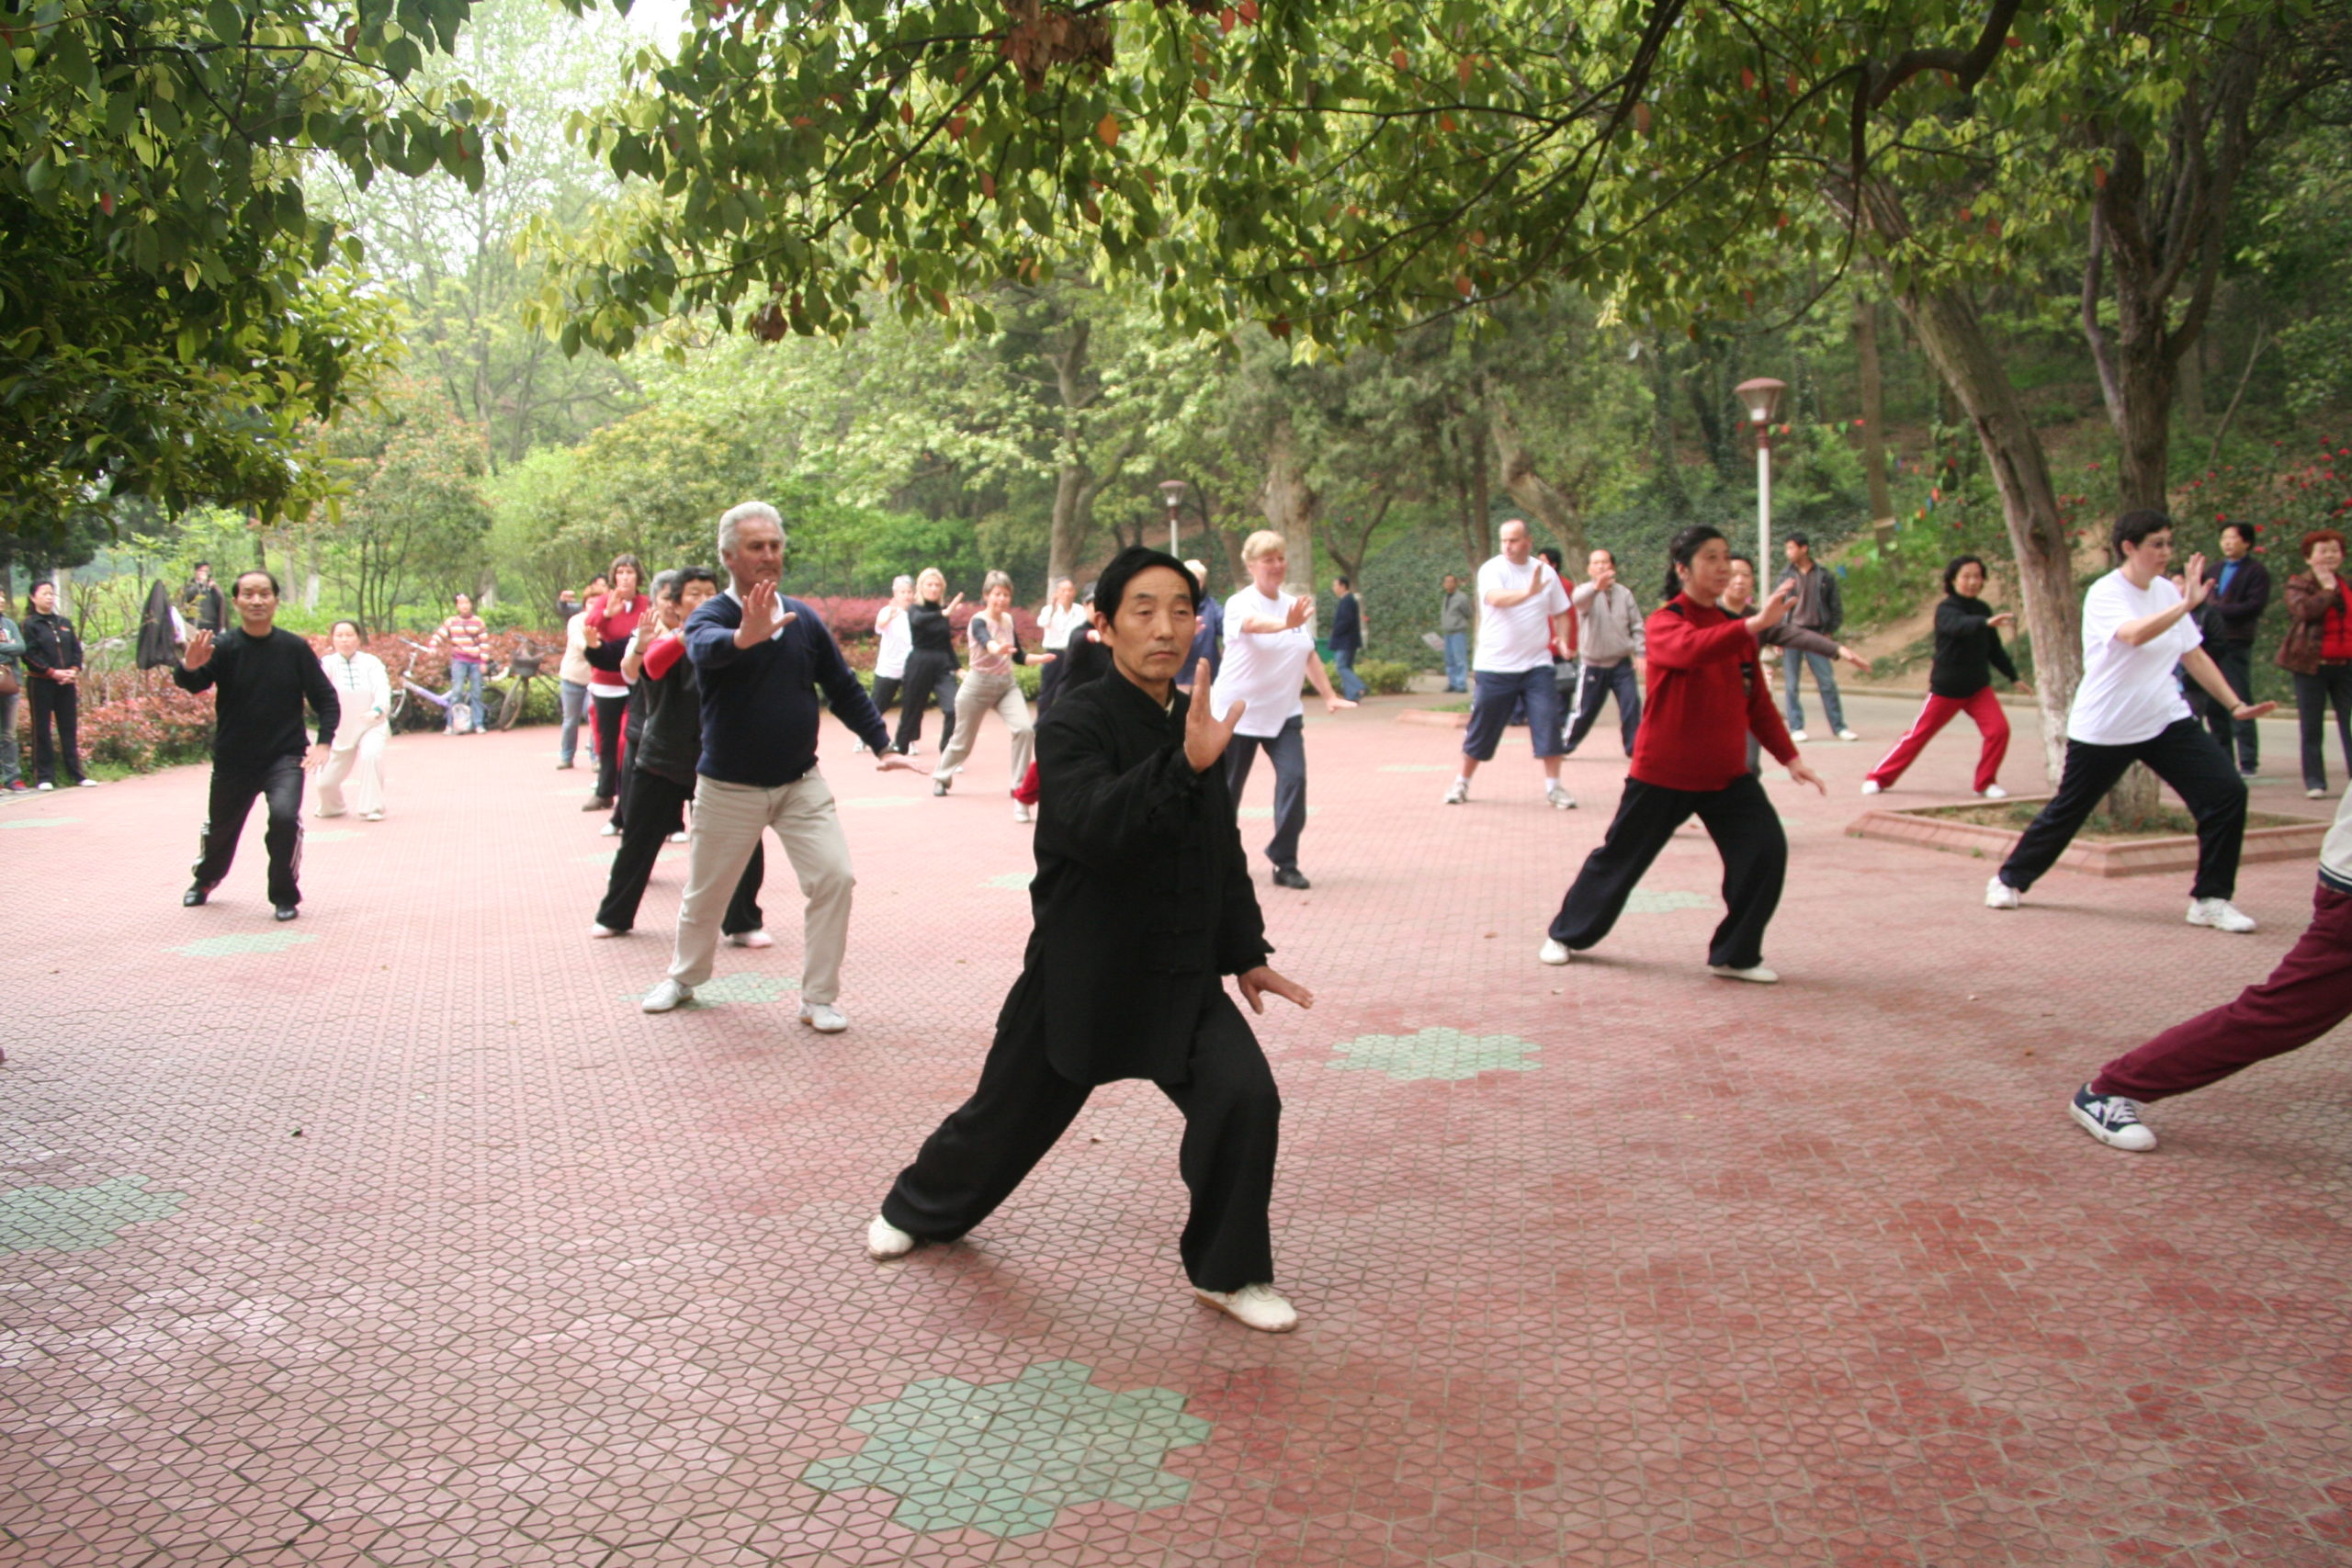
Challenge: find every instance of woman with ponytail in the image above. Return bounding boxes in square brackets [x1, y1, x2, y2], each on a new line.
[1540, 526, 1826, 983]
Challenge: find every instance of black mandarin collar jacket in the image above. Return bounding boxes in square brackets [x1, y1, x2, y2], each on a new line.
[1003, 668, 1272, 1086]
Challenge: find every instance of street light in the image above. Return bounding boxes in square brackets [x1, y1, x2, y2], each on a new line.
[1157, 479, 1188, 558]
[1734, 377, 1787, 566]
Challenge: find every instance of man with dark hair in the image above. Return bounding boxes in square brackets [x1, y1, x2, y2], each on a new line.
[1329, 574, 1366, 701]
[1565, 547, 1645, 757]
[1775, 532, 1855, 742]
[866, 546, 1318, 1334]
[179, 561, 224, 634]
[174, 570, 339, 920]
[2200, 520, 2270, 776]
[1438, 571, 1473, 692]
[1988, 511, 2274, 930]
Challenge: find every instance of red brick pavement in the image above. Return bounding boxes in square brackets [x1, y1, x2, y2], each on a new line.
[3, 694, 2348, 1566]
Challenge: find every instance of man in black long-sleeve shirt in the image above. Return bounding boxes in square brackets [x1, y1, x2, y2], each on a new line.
[866, 547, 1319, 1334]
[172, 570, 338, 919]
[2201, 521, 2271, 775]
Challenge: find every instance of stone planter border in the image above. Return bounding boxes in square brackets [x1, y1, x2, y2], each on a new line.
[1847, 797, 2329, 878]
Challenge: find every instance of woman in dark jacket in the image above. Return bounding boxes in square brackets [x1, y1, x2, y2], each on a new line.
[890, 566, 964, 757]
[2277, 528, 2352, 799]
[21, 581, 91, 789]
[1863, 555, 2033, 798]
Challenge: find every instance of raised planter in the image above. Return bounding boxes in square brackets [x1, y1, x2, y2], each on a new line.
[1848, 797, 2329, 878]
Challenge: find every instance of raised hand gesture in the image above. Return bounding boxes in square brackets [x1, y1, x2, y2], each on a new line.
[1747, 582, 1793, 635]
[1283, 593, 1314, 631]
[2180, 553, 2211, 608]
[733, 581, 797, 648]
[2233, 699, 2279, 721]
[1237, 964, 1315, 1015]
[1987, 611, 2018, 629]
[182, 629, 215, 670]
[1183, 660, 1245, 772]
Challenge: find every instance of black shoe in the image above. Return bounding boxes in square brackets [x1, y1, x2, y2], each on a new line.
[274, 905, 300, 922]
[182, 885, 210, 907]
[933, 779, 951, 796]
[1272, 866, 1311, 890]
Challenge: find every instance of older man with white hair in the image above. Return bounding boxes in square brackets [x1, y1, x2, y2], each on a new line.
[641, 502, 918, 1031]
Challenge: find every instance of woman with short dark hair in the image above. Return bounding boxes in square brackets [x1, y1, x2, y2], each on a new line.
[2278, 528, 2352, 799]
[1862, 555, 2031, 798]
[582, 554, 647, 822]
[316, 620, 391, 820]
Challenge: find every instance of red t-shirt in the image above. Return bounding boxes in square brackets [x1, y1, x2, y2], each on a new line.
[584, 592, 646, 694]
[2324, 582, 2352, 662]
[1630, 594, 1797, 793]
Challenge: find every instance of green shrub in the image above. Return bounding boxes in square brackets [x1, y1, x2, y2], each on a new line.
[1348, 658, 1416, 694]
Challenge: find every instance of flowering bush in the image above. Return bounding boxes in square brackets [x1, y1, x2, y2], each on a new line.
[57, 667, 221, 772]
[795, 595, 1043, 647]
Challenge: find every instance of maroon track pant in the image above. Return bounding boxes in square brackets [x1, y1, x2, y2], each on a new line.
[2092, 881, 2352, 1102]
[1865, 686, 2010, 794]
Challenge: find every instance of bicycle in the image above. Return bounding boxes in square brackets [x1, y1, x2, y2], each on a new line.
[388, 636, 548, 733]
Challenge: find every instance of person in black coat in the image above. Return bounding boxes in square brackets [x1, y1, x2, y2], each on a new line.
[173, 570, 339, 919]
[21, 581, 91, 788]
[866, 547, 1318, 1334]
[891, 567, 963, 756]
[2200, 521, 2271, 775]
[1862, 555, 2032, 798]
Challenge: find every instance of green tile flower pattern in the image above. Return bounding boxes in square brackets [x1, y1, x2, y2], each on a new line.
[1328, 1027, 1540, 1083]
[172, 932, 318, 958]
[0, 1177, 187, 1253]
[801, 1359, 1210, 1539]
[981, 871, 1034, 890]
[1624, 888, 1713, 913]
[613, 973, 797, 1006]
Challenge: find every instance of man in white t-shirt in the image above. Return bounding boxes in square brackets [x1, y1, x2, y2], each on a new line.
[856, 575, 918, 756]
[1990, 510, 2276, 930]
[1446, 518, 1576, 808]
[1211, 530, 1356, 889]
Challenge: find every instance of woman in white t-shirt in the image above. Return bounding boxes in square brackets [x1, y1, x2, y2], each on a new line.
[1035, 576, 1089, 716]
[856, 575, 917, 755]
[1208, 530, 1356, 889]
[1989, 510, 2274, 931]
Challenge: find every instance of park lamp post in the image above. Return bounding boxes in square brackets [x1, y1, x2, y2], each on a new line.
[1734, 377, 1787, 566]
[1157, 479, 1187, 558]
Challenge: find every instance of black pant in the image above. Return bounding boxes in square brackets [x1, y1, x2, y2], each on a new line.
[1999, 718, 2245, 900]
[595, 768, 765, 934]
[2199, 642, 2258, 772]
[2294, 665, 2352, 791]
[881, 991, 1282, 1292]
[591, 692, 628, 806]
[1563, 659, 1643, 757]
[1549, 773, 1786, 970]
[869, 672, 903, 728]
[1035, 656, 1069, 716]
[28, 679, 83, 784]
[1225, 716, 1307, 873]
[892, 651, 959, 754]
[193, 753, 305, 906]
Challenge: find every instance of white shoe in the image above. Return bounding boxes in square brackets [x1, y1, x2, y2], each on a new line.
[590, 923, 626, 939]
[362, 810, 384, 821]
[640, 977, 693, 1012]
[2309, 787, 2328, 799]
[1978, 784, 2008, 800]
[1860, 780, 1883, 795]
[34, 782, 52, 792]
[1442, 778, 1469, 806]
[1789, 729, 1808, 744]
[1835, 728, 1859, 742]
[1194, 1282, 1298, 1333]
[904, 742, 922, 758]
[851, 741, 868, 755]
[2070, 1084, 2158, 1152]
[667, 829, 689, 843]
[1538, 939, 1571, 966]
[1012, 803, 1032, 823]
[2187, 897, 2256, 933]
[725, 929, 775, 948]
[600, 822, 620, 837]
[800, 1002, 850, 1033]
[1984, 875, 2021, 910]
[1545, 784, 1576, 810]
[865, 1213, 918, 1260]
[1708, 964, 1779, 984]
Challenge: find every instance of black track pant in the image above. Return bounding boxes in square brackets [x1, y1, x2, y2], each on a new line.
[595, 768, 764, 935]
[1549, 772, 1786, 970]
[881, 992, 1282, 1292]
[1998, 718, 2245, 901]
[591, 692, 628, 809]
[891, 651, 959, 755]
[193, 753, 305, 907]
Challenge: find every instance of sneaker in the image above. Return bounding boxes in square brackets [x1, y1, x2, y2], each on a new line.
[2239, 767, 2258, 780]
[667, 829, 689, 844]
[273, 905, 299, 922]
[1834, 728, 1859, 742]
[1708, 963, 1778, 984]
[2071, 1083, 2157, 1151]
[851, 740, 868, 755]
[590, 923, 626, 939]
[1272, 866, 1310, 890]
[1860, 780, 1883, 795]
[2187, 897, 2256, 933]
[725, 929, 775, 949]
[557, 759, 575, 770]
[1442, 778, 1469, 806]
[1538, 939, 1571, 966]
[865, 1213, 919, 1260]
[600, 821, 621, 837]
[640, 977, 693, 1013]
[35, 782, 52, 792]
[1545, 784, 1577, 811]
[1984, 875, 2021, 910]
[904, 742, 922, 758]
[1194, 1282, 1299, 1334]
[1789, 729, 1808, 744]
[1978, 784, 2008, 800]
[182, 884, 211, 908]
[800, 1002, 850, 1033]
[2308, 787, 2328, 799]
[581, 796, 613, 812]
[1012, 803, 1032, 823]
[362, 810, 384, 822]
[933, 778, 951, 796]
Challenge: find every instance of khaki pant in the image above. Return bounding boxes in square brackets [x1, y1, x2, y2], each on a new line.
[668, 773, 855, 1004]
[930, 669, 1034, 790]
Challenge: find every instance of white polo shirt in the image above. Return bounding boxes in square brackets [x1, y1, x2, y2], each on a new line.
[2068, 570, 2201, 746]
[1212, 585, 1316, 739]
[874, 603, 913, 679]
[1473, 554, 1569, 673]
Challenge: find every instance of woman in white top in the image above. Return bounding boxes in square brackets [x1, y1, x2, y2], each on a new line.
[1035, 576, 1089, 716]
[931, 570, 1052, 820]
[557, 604, 595, 770]
[316, 620, 392, 820]
[858, 575, 917, 755]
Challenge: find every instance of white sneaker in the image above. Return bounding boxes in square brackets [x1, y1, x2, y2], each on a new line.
[2309, 787, 2328, 799]
[851, 741, 868, 755]
[640, 977, 693, 1012]
[904, 742, 922, 758]
[2187, 897, 2256, 933]
[1012, 803, 1032, 823]
[667, 829, 689, 844]
[1789, 729, 1808, 744]
[34, 782, 52, 792]
[1984, 875, 2021, 910]
[362, 810, 384, 821]
[1708, 964, 1779, 984]
[1538, 939, 1571, 966]
[1860, 780, 1883, 795]
[725, 929, 775, 949]
[1442, 778, 1469, 806]
[2071, 1084, 2157, 1151]
[800, 1002, 850, 1033]
[590, 923, 626, 939]
[1978, 784, 2008, 800]
[865, 1213, 918, 1260]
[600, 821, 621, 837]
[1835, 728, 1859, 742]
[1545, 784, 1576, 811]
[1194, 1281, 1298, 1333]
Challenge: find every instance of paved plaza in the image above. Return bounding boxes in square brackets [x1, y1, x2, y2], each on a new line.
[4, 691, 2349, 1567]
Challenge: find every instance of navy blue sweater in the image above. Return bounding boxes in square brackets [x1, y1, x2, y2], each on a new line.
[684, 590, 891, 785]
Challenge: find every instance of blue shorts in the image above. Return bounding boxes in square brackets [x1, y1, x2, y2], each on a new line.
[1463, 666, 1565, 761]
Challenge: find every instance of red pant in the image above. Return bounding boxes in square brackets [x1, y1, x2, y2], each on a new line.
[1865, 687, 2008, 792]
[2094, 882, 2352, 1102]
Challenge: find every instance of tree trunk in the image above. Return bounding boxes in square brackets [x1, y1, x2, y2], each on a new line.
[1490, 390, 1588, 558]
[1045, 317, 1095, 589]
[1259, 414, 1319, 574]
[1856, 297, 1895, 555]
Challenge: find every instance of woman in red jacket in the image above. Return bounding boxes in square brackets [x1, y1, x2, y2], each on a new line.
[581, 553, 647, 826]
[1540, 525, 1826, 984]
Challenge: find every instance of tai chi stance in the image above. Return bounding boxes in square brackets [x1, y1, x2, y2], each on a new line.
[1986, 511, 2274, 931]
[175, 571, 340, 919]
[639, 503, 916, 1030]
[866, 547, 1317, 1334]
[891, 569, 963, 757]
[1563, 547, 1645, 758]
[1543, 527, 1826, 983]
[1446, 519, 1575, 808]
[2071, 789, 2352, 1152]
[930, 570, 1046, 819]
[315, 621, 390, 821]
[1863, 555, 2031, 798]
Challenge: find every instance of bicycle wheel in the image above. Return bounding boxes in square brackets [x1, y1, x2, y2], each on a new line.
[496, 678, 527, 731]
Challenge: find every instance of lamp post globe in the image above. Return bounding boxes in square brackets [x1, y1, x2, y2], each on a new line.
[1157, 479, 1188, 558]
[1733, 378, 1789, 566]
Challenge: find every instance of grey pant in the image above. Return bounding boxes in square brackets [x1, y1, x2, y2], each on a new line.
[0, 689, 18, 785]
[1226, 715, 1307, 873]
[931, 669, 1035, 789]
